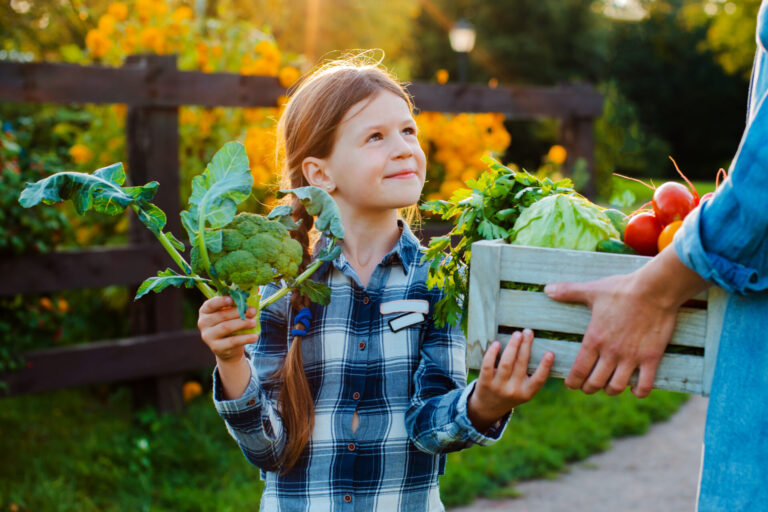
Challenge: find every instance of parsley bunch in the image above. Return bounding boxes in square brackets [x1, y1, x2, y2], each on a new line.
[419, 156, 574, 333]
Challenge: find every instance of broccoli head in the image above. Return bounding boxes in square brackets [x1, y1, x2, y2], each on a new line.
[191, 212, 303, 291]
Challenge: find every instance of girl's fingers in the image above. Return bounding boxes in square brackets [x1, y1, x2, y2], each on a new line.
[631, 361, 659, 399]
[214, 333, 259, 355]
[512, 329, 534, 378]
[199, 296, 233, 315]
[495, 332, 522, 382]
[478, 341, 501, 385]
[203, 317, 257, 342]
[198, 306, 257, 330]
[525, 350, 554, 395]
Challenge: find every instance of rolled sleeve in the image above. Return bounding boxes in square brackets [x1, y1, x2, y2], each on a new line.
[406, 306, 510, 454]
[673, 89, 768, 295]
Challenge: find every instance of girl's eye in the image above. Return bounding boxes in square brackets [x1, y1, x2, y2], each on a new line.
[403, 127, 416, 136]
[367, 132, 383, 142]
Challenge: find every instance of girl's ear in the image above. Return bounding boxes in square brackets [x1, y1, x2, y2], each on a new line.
[302, 156, 335, 192]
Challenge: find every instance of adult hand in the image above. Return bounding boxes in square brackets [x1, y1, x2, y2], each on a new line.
[544, 247, 709, 398]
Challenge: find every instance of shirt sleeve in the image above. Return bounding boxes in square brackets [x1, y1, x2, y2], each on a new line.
[211, 284, 291, 471]
[405, 291, 511, 455]
[673, 88, 768, 295]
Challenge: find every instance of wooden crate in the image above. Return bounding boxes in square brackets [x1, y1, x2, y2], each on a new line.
[466, 240, 727, 396]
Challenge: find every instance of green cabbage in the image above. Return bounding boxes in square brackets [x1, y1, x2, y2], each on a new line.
[510, 194, 619, 251]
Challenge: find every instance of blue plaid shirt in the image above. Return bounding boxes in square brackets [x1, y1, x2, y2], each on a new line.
[212, 221, 509, 511]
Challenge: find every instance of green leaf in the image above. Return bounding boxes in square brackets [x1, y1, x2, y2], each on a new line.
[166, 232, 186, 252]
[227, 286, 250, 320]
[267, 204, 300, 230]
[277, 186, 344, 240]
[316, 243, 342, 262]
[135, 269, 209, 300]
[181, 141, 253, 244]
[296, 279, 332, 306]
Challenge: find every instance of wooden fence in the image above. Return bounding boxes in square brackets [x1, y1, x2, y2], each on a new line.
[0, 54, 603, 411]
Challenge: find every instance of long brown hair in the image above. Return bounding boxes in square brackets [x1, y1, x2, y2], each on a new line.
[272, 54, 415, 472]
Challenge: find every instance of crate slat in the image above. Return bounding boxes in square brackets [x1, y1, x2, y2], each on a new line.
[466, 241, 728, 396]
[496, 243, 708, 301]
[497, 288, 708, 348]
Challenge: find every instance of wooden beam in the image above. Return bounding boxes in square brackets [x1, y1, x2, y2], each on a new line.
[0, 60, 602, 118]
[0, 330, 214, 396]
[0, 245, 183, 296]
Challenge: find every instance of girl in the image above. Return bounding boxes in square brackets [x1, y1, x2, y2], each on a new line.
[197, 55, 555, 511]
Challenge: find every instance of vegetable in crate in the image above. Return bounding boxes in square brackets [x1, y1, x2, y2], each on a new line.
[18, 141, 344, 334]
[419, 156, 574, 331]
[508, 194, 620, 251]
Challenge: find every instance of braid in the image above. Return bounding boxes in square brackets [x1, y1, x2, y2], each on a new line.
[273, 195, 316, 473]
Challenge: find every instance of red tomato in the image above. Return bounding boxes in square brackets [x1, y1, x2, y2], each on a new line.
[652, 182, 696, 226]
[624, 212, 663, 256]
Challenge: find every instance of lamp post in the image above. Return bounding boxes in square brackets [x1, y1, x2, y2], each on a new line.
[449, 19, 476, 84]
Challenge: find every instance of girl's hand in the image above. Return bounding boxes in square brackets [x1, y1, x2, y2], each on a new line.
[198, 296, 259, 363]
[467, 329, 554, 432]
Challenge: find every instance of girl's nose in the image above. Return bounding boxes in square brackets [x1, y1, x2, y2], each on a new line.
[391, 134, 414, 159]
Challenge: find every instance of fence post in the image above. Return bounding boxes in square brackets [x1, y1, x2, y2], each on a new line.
[125, 54, 186, 413]
[560, 116, 597, 198]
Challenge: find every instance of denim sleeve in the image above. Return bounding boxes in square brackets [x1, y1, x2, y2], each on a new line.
[211, 284, 291, 471]
[674, 91, 768, 295]
[405, 292, 510, 454]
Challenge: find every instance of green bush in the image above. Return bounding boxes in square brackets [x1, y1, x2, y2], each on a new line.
[0, 378, 686, 510]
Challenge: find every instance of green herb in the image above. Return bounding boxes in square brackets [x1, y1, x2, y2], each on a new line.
[419, 156, 573, 332]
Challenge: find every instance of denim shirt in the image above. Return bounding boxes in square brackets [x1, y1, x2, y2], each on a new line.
[673, 1, 768, 509]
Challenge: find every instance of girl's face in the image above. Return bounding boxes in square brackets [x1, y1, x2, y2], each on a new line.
[309, 90, 426, 213]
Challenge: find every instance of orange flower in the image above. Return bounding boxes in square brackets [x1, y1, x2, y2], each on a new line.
[278, 66, 300, 88]
[547, 144, 567, 165]
[57, 298, 70, 314]
[39, 297, 54, 311]
[86, 29, 113, 58]
[69, 144, 93, 164]
[97, 14, 116, 35]
[107, 2, 128, 21]
[436, 69, 449, 85]
[183, 381, 203, 402]
[172, 6, 194, 23]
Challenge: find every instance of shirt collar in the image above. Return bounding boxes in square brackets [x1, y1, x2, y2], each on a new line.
[312, 219, 421, 277]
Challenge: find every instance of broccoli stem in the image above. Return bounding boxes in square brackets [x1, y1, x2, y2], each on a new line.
[259, 258, 325, 310]
[232, 291, 262, 336]
[195, 208, 227, 293]
[131, 205, 218, 300]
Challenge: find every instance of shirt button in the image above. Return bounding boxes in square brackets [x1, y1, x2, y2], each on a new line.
[362, 296, 370, 305]
[348, 442, 356, 451]
[247, 399, 256, 406]
[352, 392, 360, 400]
[344, 494, 352, 503]
[358, 341, 366, 350]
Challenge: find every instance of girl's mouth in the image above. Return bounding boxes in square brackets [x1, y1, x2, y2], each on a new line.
[386, 170, 417, 179]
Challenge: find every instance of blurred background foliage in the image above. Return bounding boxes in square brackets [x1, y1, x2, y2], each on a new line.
[0, 0, 759, 508]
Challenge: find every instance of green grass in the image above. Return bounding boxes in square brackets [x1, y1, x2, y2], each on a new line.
[0, 377, 687, 510]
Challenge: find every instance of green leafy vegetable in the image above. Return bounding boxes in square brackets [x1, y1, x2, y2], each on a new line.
[419, 156, 574, 332]
[18, 141, 345, 334]
[510, 194, 620, 251]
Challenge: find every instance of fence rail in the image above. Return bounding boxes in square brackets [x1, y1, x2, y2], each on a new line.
[0, 55, 603, 409]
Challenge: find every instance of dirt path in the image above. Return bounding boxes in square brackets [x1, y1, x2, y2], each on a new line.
[450, 395, 708, 512]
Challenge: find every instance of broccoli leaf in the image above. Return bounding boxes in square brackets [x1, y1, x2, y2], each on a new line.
[181, 141, 253, 244]
[277, 186, 344, 240]
[165, 232, 186, 252]
[315, 243, 342, 262]
[266, 204, 300, 230]
[135, 269, 210, 299]
[227, 286, 250, 320]
[296, 279, 332, 306]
